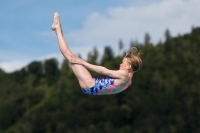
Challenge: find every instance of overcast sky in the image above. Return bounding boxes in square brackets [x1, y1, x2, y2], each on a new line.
[0, 0, 200, 72]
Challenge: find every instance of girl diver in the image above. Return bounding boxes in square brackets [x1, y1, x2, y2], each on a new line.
[51, 12, 142, 95]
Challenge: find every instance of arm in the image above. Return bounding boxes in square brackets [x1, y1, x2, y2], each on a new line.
[70, 58, 126, 79]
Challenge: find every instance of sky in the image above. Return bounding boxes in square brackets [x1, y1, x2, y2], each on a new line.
[0, 0, 200, 73]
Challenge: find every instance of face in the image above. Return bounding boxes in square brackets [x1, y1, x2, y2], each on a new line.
[119, 58, 131, 70]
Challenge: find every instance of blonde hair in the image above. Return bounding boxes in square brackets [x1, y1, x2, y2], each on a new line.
[125, 47, 143, 72]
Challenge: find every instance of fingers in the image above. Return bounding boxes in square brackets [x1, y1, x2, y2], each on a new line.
[69, 58, 74, 62]
[69, 58, 77, 63]
[69, 57, 83, 64]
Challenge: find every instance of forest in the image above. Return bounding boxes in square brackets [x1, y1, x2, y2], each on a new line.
[0, 27, 200, 133]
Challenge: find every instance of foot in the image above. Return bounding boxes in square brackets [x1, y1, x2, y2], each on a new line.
[51, 12, 61, 31]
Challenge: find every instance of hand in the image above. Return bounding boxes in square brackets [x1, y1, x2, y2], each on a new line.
[70, 57, 84, 64]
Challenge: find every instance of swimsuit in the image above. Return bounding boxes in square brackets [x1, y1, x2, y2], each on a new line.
[82, 77, 132, 95]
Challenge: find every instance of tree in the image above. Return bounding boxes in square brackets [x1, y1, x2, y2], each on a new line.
[60, 59, 70, 76]
[118, 39, 124, 56]
[27, 61, 43, 85]
[1, 27, 200, 133]
[130, 39, 139, 47]
[87, 47, 99, 64]
[44, 58, 59, 85]
[144, 33, 151, 45]
[10, 68, 27, 84]
[101, 46, 114, 65]
[0, 68, 8, 85]
[164, 28, 171, 42]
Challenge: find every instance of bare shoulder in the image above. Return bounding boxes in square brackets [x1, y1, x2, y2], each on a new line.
[102, 69, 127, 79]
[116, 70, 127, 76]
[113, 70, 130, 85]
[115, 70, 129, 79]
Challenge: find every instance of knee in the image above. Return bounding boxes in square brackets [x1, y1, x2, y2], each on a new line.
[70, 54, 76, 58]
[68, 54, 76, 60]
[62, 52, 76, 60]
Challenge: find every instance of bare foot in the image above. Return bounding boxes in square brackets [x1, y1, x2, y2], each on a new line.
[51, 12, 61, 31]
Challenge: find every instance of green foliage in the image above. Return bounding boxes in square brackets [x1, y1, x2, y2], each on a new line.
[144, 32, 151, 45]
[44, 58, 60, 85]
[0, 27, 200, 133]
[101, 46, 115, 65]
[27, 61, 43, 86]
[118, 39, 124, 56]
[0, 69, 9, 85]
[87, 47, 99, 64]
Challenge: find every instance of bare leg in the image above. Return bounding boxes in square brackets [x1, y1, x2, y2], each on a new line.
[52, 12, 94, 89]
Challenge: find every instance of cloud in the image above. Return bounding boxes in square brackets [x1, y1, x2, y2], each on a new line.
[0, 60, 30, 73]
[67, 0, 200, 50]
[0, 46, 95, 73]
[0, 53, 64, 73]
[1, 0, 200, 73]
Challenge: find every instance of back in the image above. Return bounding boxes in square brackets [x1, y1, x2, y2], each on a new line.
[98, 75, 132, 95]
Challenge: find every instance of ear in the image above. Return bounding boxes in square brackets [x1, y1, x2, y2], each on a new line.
[126, 64, 132, 70]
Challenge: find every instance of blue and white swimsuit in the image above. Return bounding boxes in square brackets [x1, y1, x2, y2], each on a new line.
[82, 77, 131, 95]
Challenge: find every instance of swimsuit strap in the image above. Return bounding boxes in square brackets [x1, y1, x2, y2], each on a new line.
[113, 76, 132, 89]
[97, 76, 132, 95]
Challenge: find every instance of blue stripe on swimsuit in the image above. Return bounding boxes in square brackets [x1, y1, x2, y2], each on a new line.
[82, 77, 115, 95]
